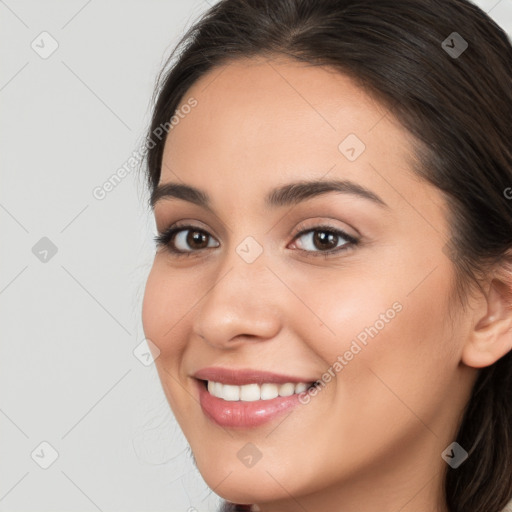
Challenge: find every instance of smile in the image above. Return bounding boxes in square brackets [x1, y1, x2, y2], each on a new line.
[193, 367, 319, 428]
[206, 380, 311, 401]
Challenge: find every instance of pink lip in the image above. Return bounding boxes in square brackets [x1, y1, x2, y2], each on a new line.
[193, 367, 315, 385]
[193, 367, 317, 429]
[195, 379, 306, 428]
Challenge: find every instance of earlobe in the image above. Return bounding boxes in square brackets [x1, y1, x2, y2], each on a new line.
[461, 278, 512, 369]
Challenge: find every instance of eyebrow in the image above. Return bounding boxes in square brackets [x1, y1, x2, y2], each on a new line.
[150, 178, 389, 210]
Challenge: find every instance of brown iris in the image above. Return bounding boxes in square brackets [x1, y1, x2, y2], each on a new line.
[185, 229, 210, 250]
[312, 230, 339, 251]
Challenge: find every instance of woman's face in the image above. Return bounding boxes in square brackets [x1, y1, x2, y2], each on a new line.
[142, 56, 478, 510]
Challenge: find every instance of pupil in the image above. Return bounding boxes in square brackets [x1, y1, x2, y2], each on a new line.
[188, 230, 208, 249]
[314, 231, 337, 250]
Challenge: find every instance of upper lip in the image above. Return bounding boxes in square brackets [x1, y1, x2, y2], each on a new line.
[193, 367, 316, 386]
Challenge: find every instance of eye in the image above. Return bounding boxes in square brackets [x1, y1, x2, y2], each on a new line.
[154, 224, 220, 256]
[154, 222, 359, 259]
[289, 225, 358, 256]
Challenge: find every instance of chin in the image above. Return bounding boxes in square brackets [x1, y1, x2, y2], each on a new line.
[194, 447, 326, 507]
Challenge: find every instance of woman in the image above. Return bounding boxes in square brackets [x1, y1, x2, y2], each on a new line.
[140, 0, 512, 510]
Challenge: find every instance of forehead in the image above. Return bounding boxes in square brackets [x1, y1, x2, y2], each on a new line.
[159, 55, 422, 213]
[166, 55, 393, 151]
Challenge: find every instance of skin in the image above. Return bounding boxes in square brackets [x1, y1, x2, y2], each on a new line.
[141, 55, 512, 512]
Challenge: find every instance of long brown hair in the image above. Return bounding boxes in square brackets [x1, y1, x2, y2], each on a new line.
[142, 1, 512, 510]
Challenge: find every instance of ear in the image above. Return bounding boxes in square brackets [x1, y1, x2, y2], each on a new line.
[462, 269, 512, 369]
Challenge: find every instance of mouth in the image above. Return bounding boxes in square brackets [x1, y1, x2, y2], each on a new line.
[201, 379, 313, 401]
[192, 367, 318, 428]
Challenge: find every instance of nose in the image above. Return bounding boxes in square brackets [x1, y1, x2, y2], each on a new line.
[192, 246, 282, 349]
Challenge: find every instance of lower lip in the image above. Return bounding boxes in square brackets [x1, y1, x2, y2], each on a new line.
[196, 380, 306, 429]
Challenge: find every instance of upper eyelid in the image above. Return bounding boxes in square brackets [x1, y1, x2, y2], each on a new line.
[158, 223, 358, 253]
[293, 223, 358, 242]
[158, 223, 354, 239]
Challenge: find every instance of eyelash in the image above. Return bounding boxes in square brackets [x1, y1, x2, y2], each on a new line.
[153, 223, 359, 259]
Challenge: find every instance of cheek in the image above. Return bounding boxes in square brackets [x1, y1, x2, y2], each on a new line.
[280, 264, 406, 369]
[141, 259, 195, 358]
[141, 263, 166, 346]
[294, 254, 457, 404]
[274, 266, 459, 486]
[141, 260, 197, 420]
[317, 262, 458, 436]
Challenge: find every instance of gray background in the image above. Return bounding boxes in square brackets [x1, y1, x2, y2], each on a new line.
[1, 1, 511, 511]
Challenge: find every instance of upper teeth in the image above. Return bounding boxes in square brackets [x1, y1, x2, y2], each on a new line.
[207, 381, 310, 401]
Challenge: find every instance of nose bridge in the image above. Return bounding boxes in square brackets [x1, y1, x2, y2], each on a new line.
[193, 235, 281, 346]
